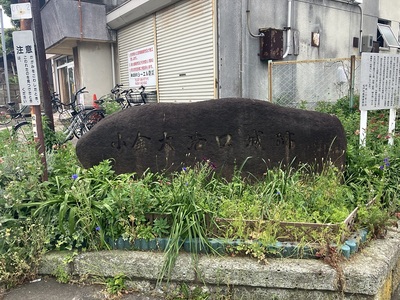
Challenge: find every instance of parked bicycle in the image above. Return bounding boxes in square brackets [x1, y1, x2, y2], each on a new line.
[51, 92, 64, 113]
[126, 85, 148, 105]
[0, 100, 33, 143]
[57, 87, 105, 142]
[0, 100, 30, 125]
[96, 84, 148, 114]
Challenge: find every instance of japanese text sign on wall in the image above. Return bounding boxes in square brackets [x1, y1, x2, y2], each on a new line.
[128, 45, 156, 88]
[12, 30, 41, 105]
[360, 53, 400, 110]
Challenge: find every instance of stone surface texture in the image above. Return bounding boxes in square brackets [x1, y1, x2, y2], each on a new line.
[76, 98, 347, 179]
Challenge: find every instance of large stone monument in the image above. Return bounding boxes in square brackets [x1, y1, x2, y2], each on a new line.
[76, 98, 346, 179]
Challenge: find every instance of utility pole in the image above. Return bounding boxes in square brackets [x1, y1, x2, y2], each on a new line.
[17, 0, 48, 181]
[0, 8, 11, 104]
[31, 0, 54, 130]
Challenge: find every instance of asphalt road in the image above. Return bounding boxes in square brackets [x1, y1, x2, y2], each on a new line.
[1, 277, 163, 300]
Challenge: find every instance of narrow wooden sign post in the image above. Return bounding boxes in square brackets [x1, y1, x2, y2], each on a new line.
[12, 0, 48, 181]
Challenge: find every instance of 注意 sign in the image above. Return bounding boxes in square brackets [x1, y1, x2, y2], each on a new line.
[12, 30, 40, 105]
[128, 45, 156, 88]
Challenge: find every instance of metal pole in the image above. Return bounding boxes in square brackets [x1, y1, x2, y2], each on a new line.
[268, 60, 273, 102]
[0, 8, 11, 104]
[349, 55, 356, 111]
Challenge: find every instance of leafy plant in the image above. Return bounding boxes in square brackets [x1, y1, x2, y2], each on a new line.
[105, 274, 126, 295]
[152, 218, 170, 237]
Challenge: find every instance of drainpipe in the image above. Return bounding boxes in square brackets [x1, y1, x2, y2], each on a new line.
[357, 3, 363, 54]
[79, 0, 83, 39]
[283, 0, 292, 58]
[246, 0, 264, 38]
[111, 44, 116, 87]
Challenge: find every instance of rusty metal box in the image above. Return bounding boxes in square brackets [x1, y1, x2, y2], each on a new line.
[259, 28, 284, 61]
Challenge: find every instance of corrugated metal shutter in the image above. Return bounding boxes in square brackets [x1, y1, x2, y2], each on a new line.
[117, 16, 155, 89]
[156, 0, 216, 102]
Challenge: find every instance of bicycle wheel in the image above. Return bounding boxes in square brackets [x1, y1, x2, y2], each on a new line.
[0, 106, 12, 125]
[13, 122, 34, 144]
[79, 109, 105, 137]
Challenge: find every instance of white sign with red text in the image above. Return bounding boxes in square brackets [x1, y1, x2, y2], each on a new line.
[128, 45, 156, 88]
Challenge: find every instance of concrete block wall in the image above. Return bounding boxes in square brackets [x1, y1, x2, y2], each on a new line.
[39, 225, 400, 300]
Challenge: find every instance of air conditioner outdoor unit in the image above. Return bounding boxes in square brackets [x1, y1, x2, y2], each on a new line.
[362, 35, 373, 52]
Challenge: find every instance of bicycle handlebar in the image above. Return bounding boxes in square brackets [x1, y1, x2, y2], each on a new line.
[111, 84, 124, 94]
[76, 87, 87, 95]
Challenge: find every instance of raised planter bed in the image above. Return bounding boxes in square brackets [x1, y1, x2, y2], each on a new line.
[213, 206, 359, 243]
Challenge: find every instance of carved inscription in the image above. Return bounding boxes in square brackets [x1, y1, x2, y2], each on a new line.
[159, 131, 174, 151]
[76, 98, 347, 179]
[247, 130, 263, 149]
[111, 133, 127, 150]
[110, 130, 298, 155]
[276, 131, 295, 149]
[133, 132, 151, 151]
[216, 134, 232, 148]
[187, 132, 207, 150]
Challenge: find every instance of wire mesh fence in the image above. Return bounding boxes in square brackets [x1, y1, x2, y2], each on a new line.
[268, 57, 361, 110]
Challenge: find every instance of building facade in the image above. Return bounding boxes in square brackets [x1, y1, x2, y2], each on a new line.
[41, 0, 400, 104]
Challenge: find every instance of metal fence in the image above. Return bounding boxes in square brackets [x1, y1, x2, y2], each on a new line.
[268, 57, 361, 110]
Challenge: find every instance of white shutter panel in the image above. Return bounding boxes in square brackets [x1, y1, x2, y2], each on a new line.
[156, 0, 216, 102]
[117, 16, 155, 89]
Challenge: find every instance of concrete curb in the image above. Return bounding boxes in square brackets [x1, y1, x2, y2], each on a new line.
[39, 226, 400, 300]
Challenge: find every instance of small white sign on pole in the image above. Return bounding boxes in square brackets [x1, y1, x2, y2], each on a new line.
[10, 3, 32, 20]
[12, 30, 41, 105]
[128, 45, 156, 88]
[359, 53, 400, 146]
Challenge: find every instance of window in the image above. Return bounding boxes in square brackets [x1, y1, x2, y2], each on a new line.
[377, 22, 400, 48]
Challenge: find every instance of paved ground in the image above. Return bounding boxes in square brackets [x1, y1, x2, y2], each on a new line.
[1, 277, 163, 300]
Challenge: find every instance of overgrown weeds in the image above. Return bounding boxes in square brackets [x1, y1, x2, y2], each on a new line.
[0, 96, 399, 288]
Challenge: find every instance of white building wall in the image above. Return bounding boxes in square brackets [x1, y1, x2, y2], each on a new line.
[77, 42, 114, 104]
[379, 0, 400, 42]
[217, 0, 386, 101]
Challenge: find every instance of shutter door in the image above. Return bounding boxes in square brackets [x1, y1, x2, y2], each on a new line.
[156, 0, 216, 102]
[117, 16, 155, 90]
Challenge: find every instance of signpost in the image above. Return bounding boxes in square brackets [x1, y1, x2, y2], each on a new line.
[13, 0, 47, 181]
[359, 53, 400, 146]
[12, 30, 41, 106]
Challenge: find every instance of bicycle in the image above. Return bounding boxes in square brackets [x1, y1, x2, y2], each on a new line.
[96, 84, 148, 114]
[125, 85, 148, 105]
[57, 87, 105, 142]
[0, 100, 30, 125]
[0, 100, 33, 143]
[51, 92, 63, 113]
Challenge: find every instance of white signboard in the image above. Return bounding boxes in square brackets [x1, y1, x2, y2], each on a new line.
[359, 53, 400, 146]
[360, 53, 400, 110]
[12, 30, 41, 105]
[128, 45, 156, 88]
[10, 3, 32, 20]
